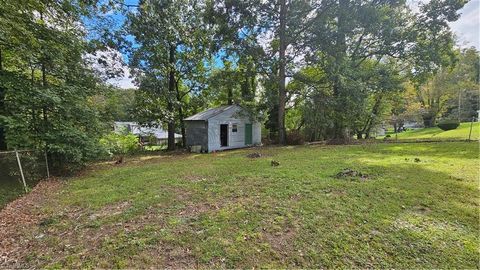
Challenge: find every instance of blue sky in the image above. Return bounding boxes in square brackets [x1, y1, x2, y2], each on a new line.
[101, 0, 480, 89]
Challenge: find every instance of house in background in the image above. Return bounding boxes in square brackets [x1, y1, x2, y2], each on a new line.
[403, 120, 423, 129]
[113, 122, 182, 145]
[184, 105, 261, 153]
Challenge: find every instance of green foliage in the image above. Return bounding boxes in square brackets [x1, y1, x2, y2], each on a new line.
[437, 120, 460, 131]
[93, 87, 137, 122]
[0, 0, 107, 172]
[0, 71, 105, 172]
[100, 132, 140, 157]
[124, 0, 214, 149]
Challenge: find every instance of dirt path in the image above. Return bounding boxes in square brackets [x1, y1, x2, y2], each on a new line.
[0, 180, 63, 267]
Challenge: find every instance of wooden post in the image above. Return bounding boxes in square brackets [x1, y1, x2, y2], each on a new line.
[44, 148, 50, 178]
[468, 117, 474, 141]
[15, 150, 28, 193]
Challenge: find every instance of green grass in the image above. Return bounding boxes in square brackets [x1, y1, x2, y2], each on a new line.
[10, 142, 480, 268]
[382, 122, 479, 141]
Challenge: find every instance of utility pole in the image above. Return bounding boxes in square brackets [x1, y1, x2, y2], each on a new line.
[458, 90, 462, 122]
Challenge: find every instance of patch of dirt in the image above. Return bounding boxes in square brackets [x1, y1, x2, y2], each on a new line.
[263, 228, 297, 256]
[335, 168, 369, 180]
[88, 201, 132, 220]
[143, 244, 196, 268]
[178, 203, 218, 218]
[289, 193, 302, 201]
[0, 179, 64, 267]
[413, 205, 431, 214]
[246, 152, 262, 158]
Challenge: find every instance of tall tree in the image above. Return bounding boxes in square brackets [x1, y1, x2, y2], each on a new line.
[206, 0, 314, 144]
[0, 0, 106, 171]
[277, 0, 287, 144]
[126, 0, 212, 150]
[306, 0, 466, 137]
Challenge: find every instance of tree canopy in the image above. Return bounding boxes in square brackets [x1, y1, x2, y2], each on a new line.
[0, 0, 477, 171]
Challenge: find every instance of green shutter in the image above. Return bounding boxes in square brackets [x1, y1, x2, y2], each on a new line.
[245, 123, 252, 145]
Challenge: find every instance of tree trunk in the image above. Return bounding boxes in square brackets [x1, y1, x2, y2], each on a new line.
[0, 49, 5, 150]
[422, 115, 436, 127]
[332, 0, 348, 139]
[227, 87, 233, 105]
[0, 84, 6, 150]
[398, 121, 404, 132]
[277, 0, 287, 145]
[241, 75, 249, 100]
[41, 61, 49, 143]
[167, 45, 176, 151]
[363, 94, 383, 138]
[175, 81, 186, 148]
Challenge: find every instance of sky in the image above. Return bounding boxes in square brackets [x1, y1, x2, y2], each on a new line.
[450, 0, 480, 49]
[103, 0, 480, 89]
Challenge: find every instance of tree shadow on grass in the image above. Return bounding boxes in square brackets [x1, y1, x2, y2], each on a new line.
[288, 162, 478, 268]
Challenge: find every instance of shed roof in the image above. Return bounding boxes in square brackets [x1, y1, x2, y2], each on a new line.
[184, 105, 239, 121]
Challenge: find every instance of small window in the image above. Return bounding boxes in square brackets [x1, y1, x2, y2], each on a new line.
[232, 124, 238, 132]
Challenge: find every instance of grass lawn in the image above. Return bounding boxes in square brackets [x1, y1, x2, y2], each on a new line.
[2, 142, 478, 268]
[382, 122, 479, 141]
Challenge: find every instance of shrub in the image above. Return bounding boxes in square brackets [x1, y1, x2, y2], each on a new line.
[286, 130, 305, 145]
[437, 120, 460, 131]
[99, 132, 140, 158]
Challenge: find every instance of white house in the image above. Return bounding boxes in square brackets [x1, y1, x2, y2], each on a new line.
[113, 122, 182, 144]
[184, 105, 261, 152]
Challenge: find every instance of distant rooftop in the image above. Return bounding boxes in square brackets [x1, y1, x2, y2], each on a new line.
[184, 105, 239, 121]
[114, 122, 181, 139]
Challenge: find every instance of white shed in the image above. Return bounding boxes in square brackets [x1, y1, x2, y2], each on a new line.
[184, 105, 261, 152]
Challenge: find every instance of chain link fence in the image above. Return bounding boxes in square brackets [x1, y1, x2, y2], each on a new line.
[0, 150, 49, 208]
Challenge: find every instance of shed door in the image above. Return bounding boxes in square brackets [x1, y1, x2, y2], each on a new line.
[245, 123, 252, 145]
[220, 124, 228, 147]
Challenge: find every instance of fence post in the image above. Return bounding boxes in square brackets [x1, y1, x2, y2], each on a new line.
[15, 149, 28, 193]
[468, 117, 474, 141]
[44, 148, 50, 179]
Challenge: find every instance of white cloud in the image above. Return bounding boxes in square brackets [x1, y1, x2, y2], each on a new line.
[106, 66, 137, 89]
[408, 0, 479, 49]
[85, 48, 137, 89]
[450, 0, 480, 49]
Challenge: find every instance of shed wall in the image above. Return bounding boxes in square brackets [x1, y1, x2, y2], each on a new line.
[185, 120, 208, 151]
[207, 106, 261, 152]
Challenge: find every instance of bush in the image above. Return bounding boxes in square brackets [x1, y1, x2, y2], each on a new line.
[437, 120, 460, 131]
[286, 130, 305, 145]
[100, 132, 140, 158]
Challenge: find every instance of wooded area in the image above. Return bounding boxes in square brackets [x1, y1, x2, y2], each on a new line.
[0, 0, 478, 171]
